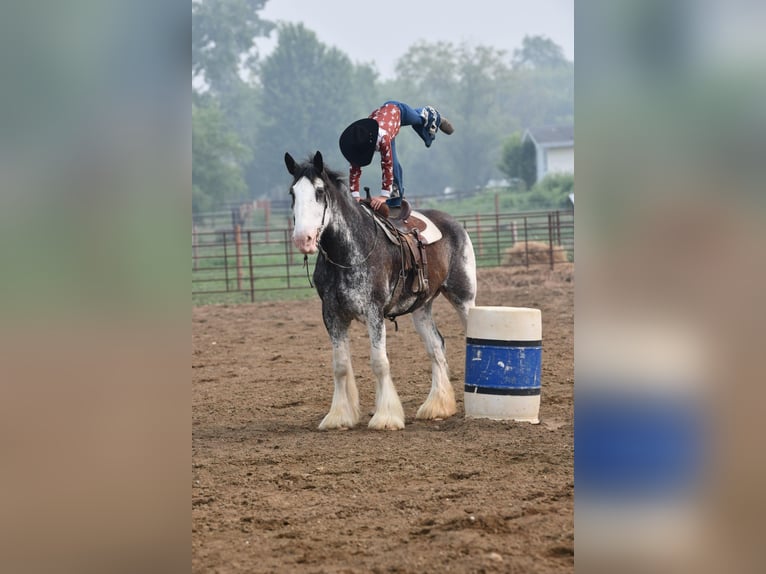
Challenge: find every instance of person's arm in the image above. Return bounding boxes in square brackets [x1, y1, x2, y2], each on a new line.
[377, 137, 393, 199]
[349, 165, 362, 200]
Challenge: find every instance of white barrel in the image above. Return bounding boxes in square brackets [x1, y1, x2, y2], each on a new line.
[464, 306, 542, 423]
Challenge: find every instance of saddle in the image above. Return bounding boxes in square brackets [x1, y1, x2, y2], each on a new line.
[360, 198, 442, 299]
[360, 198, 443, 245]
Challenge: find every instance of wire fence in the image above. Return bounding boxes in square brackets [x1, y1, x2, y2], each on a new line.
[192, 208, 573, 305]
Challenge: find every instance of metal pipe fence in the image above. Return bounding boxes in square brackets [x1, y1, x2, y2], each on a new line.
[192, 209, 573, 305]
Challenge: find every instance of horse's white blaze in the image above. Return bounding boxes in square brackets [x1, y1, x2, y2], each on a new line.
[319, 337, 360, 430]
[291, 176, 326, 254]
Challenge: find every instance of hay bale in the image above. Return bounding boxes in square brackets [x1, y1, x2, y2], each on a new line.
[502, 240, 569, 266]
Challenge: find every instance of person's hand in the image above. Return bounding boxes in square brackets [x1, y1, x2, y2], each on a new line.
[370, 196, 387, 211]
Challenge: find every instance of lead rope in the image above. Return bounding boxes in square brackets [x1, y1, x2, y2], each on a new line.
[303, 254, 313, 288]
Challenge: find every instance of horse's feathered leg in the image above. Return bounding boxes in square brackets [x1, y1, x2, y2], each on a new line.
[367, 316, 405, 430]
[411, 302, 457, 420]
[319, 326, 360, 430]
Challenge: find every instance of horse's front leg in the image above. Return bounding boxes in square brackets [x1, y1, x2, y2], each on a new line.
[367, 316, 405, 430]
[412, 303, 457, 420]
[318, 319, 360, 430]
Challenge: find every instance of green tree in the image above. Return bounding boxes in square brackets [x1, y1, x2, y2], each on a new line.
[251, 23, 378, 196]
[192, 0, 274, 96]
[504, 64, 574, 131]
[393, 41, 518, 193]
[193, 0, 276, 203]
[512, 35, 568, 70]
[192, 101, 250, 213]
[498, 132, 537, 189]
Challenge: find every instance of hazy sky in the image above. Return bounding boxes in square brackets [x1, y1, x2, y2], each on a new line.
[256, 0, 574, 79]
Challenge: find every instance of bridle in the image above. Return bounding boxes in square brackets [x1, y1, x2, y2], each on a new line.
[301, 179, 380, 285]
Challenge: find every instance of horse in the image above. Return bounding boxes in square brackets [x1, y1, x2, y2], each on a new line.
[284, 151, 477, 430]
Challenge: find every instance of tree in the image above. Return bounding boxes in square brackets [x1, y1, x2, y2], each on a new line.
[512, 35, 568, 70]
[504, 64, 574, 130]
[498, 132, 537, 189]
[192, 101, 250, 213]
[192, 0, 274, 95]
[250, 23, 378, 196]
[393, 41, 518, 193]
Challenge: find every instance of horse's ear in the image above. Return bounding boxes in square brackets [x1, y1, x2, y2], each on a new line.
[284, 152, 297, 175]
[312, 151, 324, 174]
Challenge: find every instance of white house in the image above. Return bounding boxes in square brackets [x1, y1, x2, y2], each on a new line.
[522, 124, 574, 183]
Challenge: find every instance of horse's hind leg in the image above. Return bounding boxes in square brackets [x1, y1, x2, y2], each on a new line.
[319, 325, 360, 430]
[441, 235, 477, 329]
[367, 316, 405, 430]
[412, 302, 457, 420]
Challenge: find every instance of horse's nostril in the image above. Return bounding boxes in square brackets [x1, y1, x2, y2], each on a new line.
[293, 233, 315, 251]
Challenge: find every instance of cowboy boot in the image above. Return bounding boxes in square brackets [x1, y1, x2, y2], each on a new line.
[386, 182, 402, 208]
[439, 117, 454, 134]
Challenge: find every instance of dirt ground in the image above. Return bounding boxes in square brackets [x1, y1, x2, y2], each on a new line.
[193, 264, 574, 573]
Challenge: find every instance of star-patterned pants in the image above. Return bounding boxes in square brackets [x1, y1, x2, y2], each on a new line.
[381, 101, 425, 195]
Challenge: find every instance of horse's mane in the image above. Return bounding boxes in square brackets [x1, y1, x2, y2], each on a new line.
[294, 155, 352, 202]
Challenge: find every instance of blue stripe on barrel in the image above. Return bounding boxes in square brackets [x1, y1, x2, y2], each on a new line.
[575, 386, 705, 499]
[464, 337, 542, 396]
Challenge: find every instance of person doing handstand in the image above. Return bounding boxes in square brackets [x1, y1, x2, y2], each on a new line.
[338, 100, 454, 211]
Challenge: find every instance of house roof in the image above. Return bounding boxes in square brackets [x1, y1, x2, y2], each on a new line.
[523, 124, 574, 147]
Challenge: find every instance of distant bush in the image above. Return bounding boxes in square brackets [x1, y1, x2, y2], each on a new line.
[527, 173, 573, 209]
[418, 172, 573, 214]
[536, 173, 574, 194]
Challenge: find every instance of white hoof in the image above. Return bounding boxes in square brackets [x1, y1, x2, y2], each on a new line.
[416, 393, 457, 420]
[318, 408, 359, 430]
[368, 411, 405, 430]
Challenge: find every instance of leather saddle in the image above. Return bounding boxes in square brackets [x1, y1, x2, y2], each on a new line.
[361, 199, 442, 246]
[360, 199, 442, 299]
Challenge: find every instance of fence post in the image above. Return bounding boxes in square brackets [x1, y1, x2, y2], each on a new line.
[247, 231, 255, 303]
[523, 216, 529, 268]
[192, 225, 199, 271]
[284, 229, 291, 289]
[235, 224, 242, 291]
[556, 210, 562, 245]
[548, 212, 555, 270]
[475, 213, 483, 258]
[494, 194, 501, 265]
[223, 231, 230, 291]
[511, 221, 518, 245]
[287, 217, 294, 264]
[264, 200, 271, 243]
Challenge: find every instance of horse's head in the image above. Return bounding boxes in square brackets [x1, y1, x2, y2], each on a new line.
[284, 151, 329, 254]
[285, 151, 350, 254]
